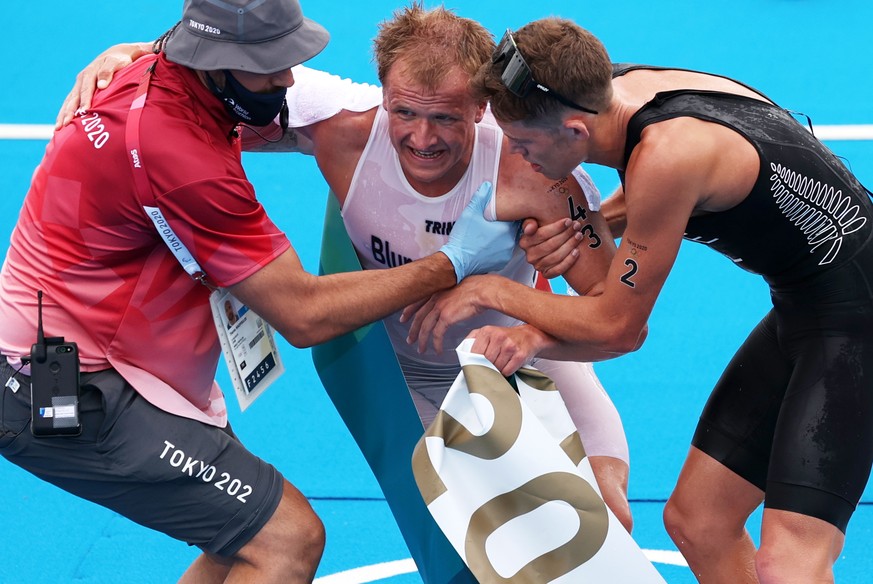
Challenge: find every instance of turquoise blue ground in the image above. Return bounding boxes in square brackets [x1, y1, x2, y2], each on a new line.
[2, 1, 872, 582]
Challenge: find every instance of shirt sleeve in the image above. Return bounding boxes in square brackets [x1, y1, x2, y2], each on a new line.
[154, 176, 290, 288]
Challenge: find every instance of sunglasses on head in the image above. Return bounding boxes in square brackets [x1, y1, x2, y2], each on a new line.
[492, 29, 598, 115]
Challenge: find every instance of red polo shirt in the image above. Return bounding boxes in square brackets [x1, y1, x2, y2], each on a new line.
[0, 53, 290, 426]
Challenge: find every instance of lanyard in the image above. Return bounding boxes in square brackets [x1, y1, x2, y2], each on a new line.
[124, 63, 214, 289]
[121, 62, 285, 408]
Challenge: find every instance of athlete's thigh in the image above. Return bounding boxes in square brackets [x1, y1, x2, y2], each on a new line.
[692, 310, 792, 490]
[767, 329, 873, 531]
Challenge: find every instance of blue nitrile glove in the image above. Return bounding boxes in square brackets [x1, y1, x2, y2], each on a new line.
[440, 181, 520, 282]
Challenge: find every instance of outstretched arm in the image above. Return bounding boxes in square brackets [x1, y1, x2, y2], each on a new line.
[233, 181, 519, 347]
[231, 246, 457, 347]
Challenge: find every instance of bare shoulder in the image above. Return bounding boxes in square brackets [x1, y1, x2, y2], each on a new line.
[495, 145, 590, 223]
[307, 107, 378, 201]
[616, 68, 772, 104]
[307, 107, 377, 155]
[630, 117, 758, 211]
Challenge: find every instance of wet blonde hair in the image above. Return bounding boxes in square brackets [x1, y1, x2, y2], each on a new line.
[373, 2, 494, 96]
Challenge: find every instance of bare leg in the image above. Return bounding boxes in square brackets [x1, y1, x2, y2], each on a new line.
[534, 359, 632, 531]
[663, 447, 762, 583]
[179, 553, 233, 583]
[179, 480, 325, 583]
[756, 509, 843, 584]
[588, 455, 633, 533]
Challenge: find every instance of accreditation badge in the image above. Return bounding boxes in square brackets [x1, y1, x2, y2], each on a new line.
[209, 288, 285, 411]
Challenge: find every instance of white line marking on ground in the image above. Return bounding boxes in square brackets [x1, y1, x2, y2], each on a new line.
[0, 124, 55, 140]
[812, 125, 873, 141]
[643, 548, 689, 567]
[314, 559, 417, 583]
[313, 549, 689, 583]
[1, 123, 873, 142]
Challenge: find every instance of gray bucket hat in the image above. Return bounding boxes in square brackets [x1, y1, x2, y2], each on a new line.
[165, 0, 330, 74]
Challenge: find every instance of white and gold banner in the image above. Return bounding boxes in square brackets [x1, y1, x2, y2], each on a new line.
[413, 340, 666, 583]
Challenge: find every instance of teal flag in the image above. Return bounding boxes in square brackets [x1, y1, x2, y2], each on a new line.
[311, 193, 475, 584]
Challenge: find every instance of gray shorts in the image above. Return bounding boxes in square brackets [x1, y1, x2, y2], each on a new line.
[0, 358, 284, 557]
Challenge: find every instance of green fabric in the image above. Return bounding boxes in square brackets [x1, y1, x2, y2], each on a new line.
[311, 193, 475, 584]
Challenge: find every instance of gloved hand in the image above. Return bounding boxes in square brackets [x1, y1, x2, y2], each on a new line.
[440, 181, 520, 282]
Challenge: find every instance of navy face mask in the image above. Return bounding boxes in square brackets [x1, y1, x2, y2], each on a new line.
[207, 70, 287, 127]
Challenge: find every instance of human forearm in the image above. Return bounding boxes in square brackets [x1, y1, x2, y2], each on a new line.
[600, 187, 627, 238]
[414, 274, 644, 359]
[490, 282, 641, 356]
[232, 249, 456, 348]
[467, 322, 624, 375]
[237, 182, 516, 347]
[288, 255, 457, 347]
[532, 332, 641, 363]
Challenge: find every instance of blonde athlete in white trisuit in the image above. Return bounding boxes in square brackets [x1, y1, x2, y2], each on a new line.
[342, 103, 628, 471]
[280, 60, 632, 529]
[56, 6, 633, 532]
[306, 82, 632, 530]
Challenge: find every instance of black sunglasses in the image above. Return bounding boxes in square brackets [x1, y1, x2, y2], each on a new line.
[492, 29, 598, 115]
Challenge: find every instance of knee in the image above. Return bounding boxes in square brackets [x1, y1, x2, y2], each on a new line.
[306, 511, 327, 554]
[755, 512, 841, 584]
[754, 544, 835, 584]
[243, 484, 326, 575]
[662, 495, 688, 546]
[753, 546, 782, 584]
[285, 501, 326, 563]
[754, 542, 810, 584]
[268, 500, 325, 578]
[663, 491, 710, 551]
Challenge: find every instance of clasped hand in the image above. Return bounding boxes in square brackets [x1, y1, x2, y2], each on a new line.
[401, 283, 550, 375]
[400, 274, 496, 354]
[407, 212, 582, 363]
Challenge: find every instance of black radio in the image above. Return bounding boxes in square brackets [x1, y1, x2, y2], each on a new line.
[28, 291, 81, 437]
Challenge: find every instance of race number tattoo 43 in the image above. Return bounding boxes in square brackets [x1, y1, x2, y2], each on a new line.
[566, 195, 602, 248]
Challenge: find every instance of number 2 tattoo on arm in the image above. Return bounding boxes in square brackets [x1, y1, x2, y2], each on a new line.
[566, 196, 602, 248]
[619, 238, 646, 288]
[620, 259, 638, 288]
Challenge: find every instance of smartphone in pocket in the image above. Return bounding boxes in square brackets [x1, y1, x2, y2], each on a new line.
[30, 340, 82, 437]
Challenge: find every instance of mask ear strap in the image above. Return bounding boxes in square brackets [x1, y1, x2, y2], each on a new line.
[204, 72, 239, 141]
[279, 100, 289, 133]
[235, 99, 289, 144]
